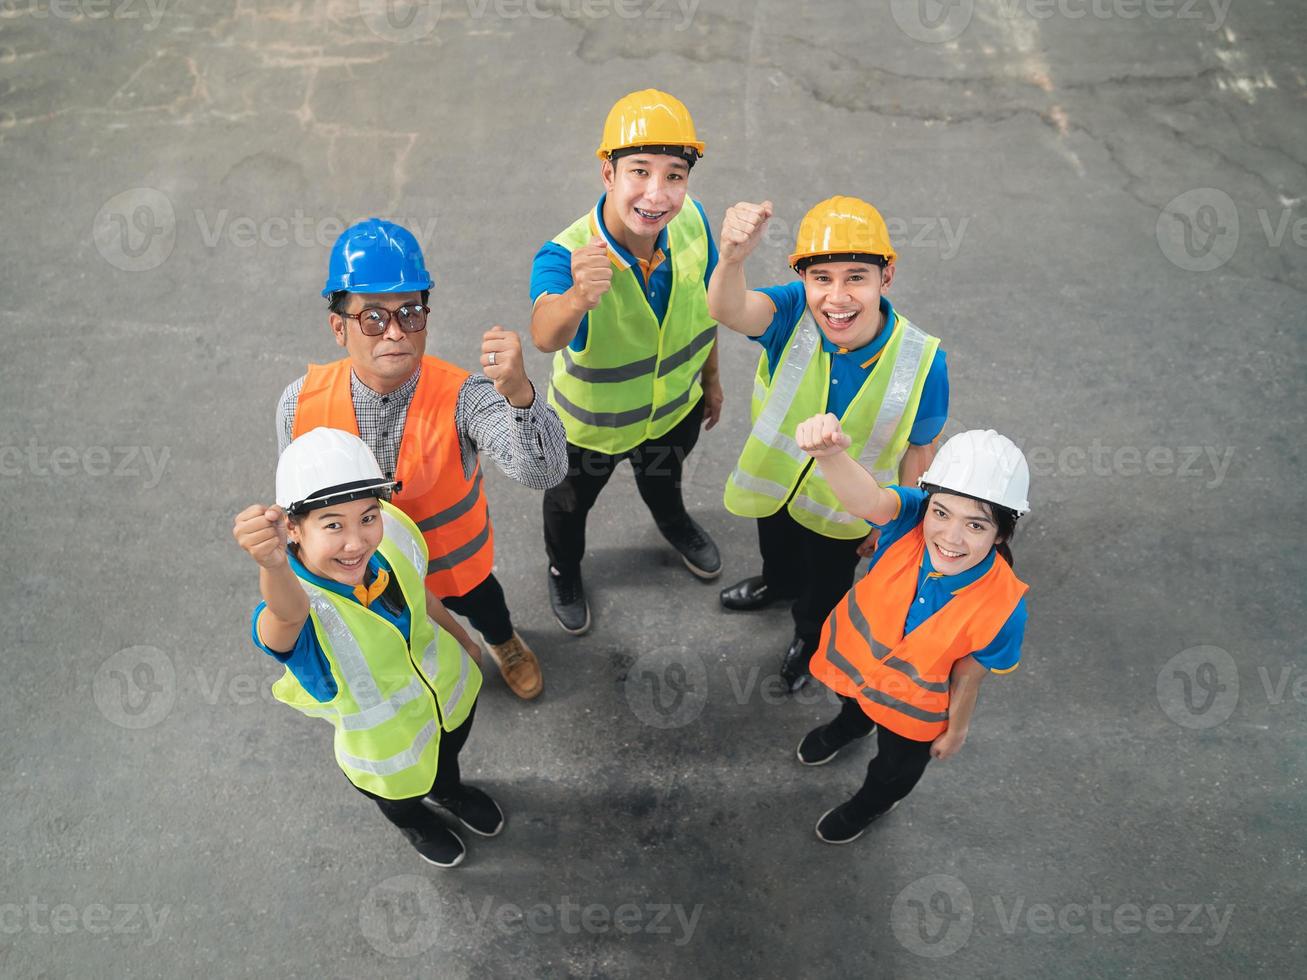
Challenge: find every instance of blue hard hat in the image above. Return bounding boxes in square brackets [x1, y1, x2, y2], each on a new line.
[322, 218, 433, 297]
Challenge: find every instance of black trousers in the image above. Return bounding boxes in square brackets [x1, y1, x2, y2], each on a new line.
[353, 704, 476, 843]
[543, 396, 704, 574]
[828, 695, 933, 818]
[440, 573, 513, 646]
[757, 509, 863, 648]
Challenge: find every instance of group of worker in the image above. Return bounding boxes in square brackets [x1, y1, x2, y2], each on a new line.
[233, 90, 1032, 868]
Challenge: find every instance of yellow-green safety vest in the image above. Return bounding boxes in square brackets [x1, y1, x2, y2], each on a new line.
[724, 310, 939, 539]
[270, 501, 483, 800]
[548, 200, 716, 455]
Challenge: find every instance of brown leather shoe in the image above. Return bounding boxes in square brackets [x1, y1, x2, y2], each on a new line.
[487, 631, 543, 700]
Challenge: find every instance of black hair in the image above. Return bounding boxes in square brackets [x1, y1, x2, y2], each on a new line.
[607, 145, 698, 170]
[327, 289, 431, 316]
[920, 483, 1020, 568]
[794, 253, 889, 274]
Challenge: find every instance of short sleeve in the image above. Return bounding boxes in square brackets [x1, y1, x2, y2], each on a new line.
[750, 281, 808, 376]
[971, 597, 1027, 674]
[250, 602, 337, 702]
[908, 349, 949, 446]
[869, 485, 928, 552]
[530, 240, 588, 352]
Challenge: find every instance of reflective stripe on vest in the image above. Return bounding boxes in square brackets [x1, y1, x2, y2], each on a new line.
[269, 501, 483, 799]
[547, 201, 715, 454]
[724, 313, 938, 538]
[810, 525, 1027, 740]
[291, 357, 496, 597]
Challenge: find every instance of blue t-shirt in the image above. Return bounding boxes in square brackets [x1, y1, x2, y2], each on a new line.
[250, 551, 412, 703]
[529, 195, 718, 352]
[752, 282, 948, 445]
[866, 486, 1026, 673]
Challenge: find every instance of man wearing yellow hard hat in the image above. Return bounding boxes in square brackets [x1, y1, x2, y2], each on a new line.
[529, 89, 723, 635]
[708, 197, 950, 691]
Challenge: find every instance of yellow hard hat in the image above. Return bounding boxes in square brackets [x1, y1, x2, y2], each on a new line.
[596, 89, 705, 162]
[789, 196, 897, 271]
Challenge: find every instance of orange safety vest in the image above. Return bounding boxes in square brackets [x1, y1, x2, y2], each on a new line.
[291, 357, 495, 598]
[811, 525, 1028, 741]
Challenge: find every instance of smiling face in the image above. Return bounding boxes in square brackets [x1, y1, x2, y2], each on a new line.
[330, 290, 427, 394]
[800, 260, 895, 350]
[921, 492, 1003, 575]
[600, 153, 691, 248]
[288, 498, 384, 588]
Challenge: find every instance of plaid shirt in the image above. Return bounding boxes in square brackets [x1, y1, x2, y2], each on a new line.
[276, 367, 567, 489]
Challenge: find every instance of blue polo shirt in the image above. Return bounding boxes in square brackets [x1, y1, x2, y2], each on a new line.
[529, 195, 718, 353]
[753, 282, 948, 446]
[866, 486, 1026, 674]
[250, 551, 412, 703]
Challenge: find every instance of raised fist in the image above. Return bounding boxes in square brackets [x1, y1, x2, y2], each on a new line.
[795, 413, 852, 458]
[719, 201, 773, 264]
[233, 504, 290, 569]
[571, 235, 613, 311]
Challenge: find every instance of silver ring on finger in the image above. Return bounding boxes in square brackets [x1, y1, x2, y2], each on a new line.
[488, 351, 496, 366]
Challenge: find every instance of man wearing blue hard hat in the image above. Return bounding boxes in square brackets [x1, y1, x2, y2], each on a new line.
[276, 218, 567, 701]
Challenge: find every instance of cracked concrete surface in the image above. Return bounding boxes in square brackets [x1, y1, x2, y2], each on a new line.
[2, 0, 1304, 977]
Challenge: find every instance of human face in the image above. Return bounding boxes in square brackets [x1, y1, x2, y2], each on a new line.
[921, 492, 1001, 575]
[330, 291, 427, 394]
[601, 154, 690, 246]
[800, 260, 895, 350]
[288, 498, 384, 587]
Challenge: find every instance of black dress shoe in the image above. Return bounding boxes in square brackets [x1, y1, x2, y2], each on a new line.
[657, 514, 721, 580]
[719, 575, 793, 611]
[548, 566, 591, 635]
[779, 635, 814, 692]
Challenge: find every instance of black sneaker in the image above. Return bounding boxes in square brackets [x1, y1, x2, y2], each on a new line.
[815, 799, 901, 845]
[412, 824, 466, 867]
[796, 722, 869, 766]
[426, 784, 504, 838]
[548, 565, 591, 635]
[656, 515, 721, 580]
[779, 635, 813, 693]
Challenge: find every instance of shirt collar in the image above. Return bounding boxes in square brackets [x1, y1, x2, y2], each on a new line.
[351, 366, 420, 406]
[592, 193, 670, 272]
[289, 549, 388, 604]
[919, 543, 996, 593]
[819, 296, 898, 361]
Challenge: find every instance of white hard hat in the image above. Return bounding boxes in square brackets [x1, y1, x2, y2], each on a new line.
[919, 429, 1030, 516]
[276, 428, 397, 515]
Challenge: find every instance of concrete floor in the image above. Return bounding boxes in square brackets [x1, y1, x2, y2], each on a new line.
[2, 0, 1304, 976]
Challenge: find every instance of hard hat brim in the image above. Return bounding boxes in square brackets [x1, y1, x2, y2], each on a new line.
[320, 277, 433, 299]
[287, 478, 401, 516]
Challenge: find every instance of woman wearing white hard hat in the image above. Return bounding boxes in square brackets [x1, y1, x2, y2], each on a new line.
[790, 417, 1032, 844]
[232, 428, 496, 868]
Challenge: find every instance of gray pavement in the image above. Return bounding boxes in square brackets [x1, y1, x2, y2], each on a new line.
[2, 0, 1304, 976]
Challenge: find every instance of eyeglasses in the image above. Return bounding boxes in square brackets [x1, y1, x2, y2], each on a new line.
[342, 304, 429, 336]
